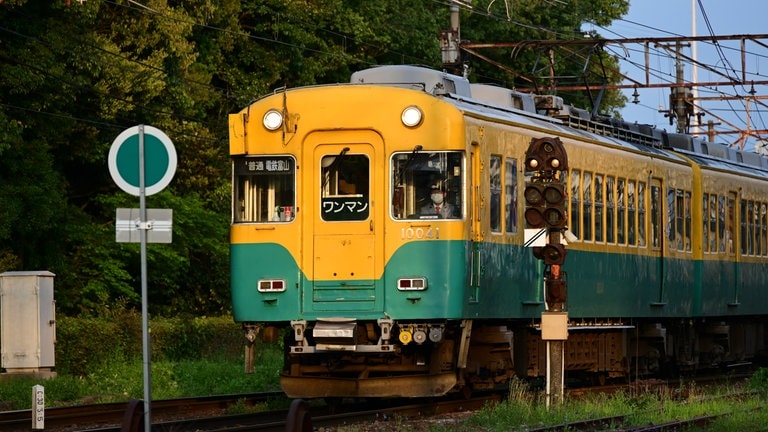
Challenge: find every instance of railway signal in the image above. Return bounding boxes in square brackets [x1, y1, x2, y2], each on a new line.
[524, 136, 570, 408]
[524, 136, 569, 267]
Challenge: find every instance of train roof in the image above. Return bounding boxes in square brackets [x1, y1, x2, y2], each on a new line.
[351, 65, 768, 176]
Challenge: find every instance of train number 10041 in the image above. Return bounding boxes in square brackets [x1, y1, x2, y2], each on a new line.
[401, 227, 440, 240]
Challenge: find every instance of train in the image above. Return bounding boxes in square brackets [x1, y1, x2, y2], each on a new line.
[229, 64, 768, 398]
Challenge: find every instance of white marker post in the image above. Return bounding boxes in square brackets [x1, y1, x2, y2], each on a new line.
[32, 385, 44, 430]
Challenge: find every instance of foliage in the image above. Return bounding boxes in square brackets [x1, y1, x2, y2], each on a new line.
[0, 357, 282, 410]
[432, 382, 768, 432]
[55, 311, 242, 375]
[0, 0, 630, 317]
[0, 312, 281, 410]
[748, 367, 768, 398]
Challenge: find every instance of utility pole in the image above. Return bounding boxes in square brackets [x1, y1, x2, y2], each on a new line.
[661, 41, 694, 134]
[440, 1, 463, 76]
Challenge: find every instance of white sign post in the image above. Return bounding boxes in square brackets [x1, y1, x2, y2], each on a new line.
[109, 125, 176, 432]
[32, 385, 44, 430]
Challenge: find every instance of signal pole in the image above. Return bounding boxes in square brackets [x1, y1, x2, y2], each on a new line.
[523, 137, 569, 407]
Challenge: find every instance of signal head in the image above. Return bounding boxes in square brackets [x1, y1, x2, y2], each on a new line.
[541, 243, 567, 266]
[525, 137, 569, 172]
[525, 156, 541, 172]
[523, 183, 546, 228]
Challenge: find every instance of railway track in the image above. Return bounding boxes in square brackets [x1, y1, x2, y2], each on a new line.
[524, 407, 764, 432]
[0, 391, 500, 432]
[0, 391, 285, 432]
[0, 374, 756, 431]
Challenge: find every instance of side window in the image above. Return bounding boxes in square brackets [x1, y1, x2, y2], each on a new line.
[740, 200, 748, 255]
[684, 190, 692, 252]
[321, 153, 370, 221]
[606, 176, 615, 243]
[703, 193, 711, 253]
[569, 169, 581, 239]
[233, 156, 296, 223]
[667, 188, 676, 247]
[628, 180, 636, 246]
[582, 171, 593, 241]
[638, 181, 646, 247]
[667, 188, 692, 252]
[651, 184, 661, 249]
[505, 158, 518, 233]
[754, 201, 763, 256]
[718, 195, 727, 253]
[594, 174, 603, 242]
[391, 151, 463, 220]
[727, 195, 735, 255]
[759, 202, 768, 256]
[490, 155, 502, 233]
[617, 178, 626, 244]
[708, 194, 718, 253]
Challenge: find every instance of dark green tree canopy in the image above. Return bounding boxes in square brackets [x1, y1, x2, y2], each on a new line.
[0, 0, 628, 316]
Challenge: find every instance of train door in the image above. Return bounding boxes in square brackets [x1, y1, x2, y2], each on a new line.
[306, 131, 384, 313]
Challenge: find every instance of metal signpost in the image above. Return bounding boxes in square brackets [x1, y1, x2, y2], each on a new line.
[109, 125, 177, 432]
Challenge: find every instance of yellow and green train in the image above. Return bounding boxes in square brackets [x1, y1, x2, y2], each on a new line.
[229, 65, 768, 398]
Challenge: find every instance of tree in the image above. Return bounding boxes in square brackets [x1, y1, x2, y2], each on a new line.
[0, 0, 632, 317]
[457, 0, 630, 114]
[0, 0, 231, 315]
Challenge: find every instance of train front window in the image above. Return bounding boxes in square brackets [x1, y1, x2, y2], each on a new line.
[320, 153, 370, 221]
[391, 151, 463, 220]
[233, 156, 296, 223]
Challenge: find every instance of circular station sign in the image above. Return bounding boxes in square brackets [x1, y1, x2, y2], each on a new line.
[109, 125, 177, 196]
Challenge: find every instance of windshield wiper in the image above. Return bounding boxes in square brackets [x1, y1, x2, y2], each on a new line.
[398, 145, 423, 185]
[322, 147, 350, 189]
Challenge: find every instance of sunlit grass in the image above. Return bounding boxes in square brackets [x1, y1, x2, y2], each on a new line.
[4, 357, 768, 431]
[0, 344, 283, 410]
[429, 375, 768, 431]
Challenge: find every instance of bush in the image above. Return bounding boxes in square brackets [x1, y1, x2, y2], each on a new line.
[748, 367, 768, 399]
[56, 311, 244, 375]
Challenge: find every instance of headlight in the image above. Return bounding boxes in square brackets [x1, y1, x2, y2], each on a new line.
[263, 109, 284, 131]
[401, 106, 423, 128]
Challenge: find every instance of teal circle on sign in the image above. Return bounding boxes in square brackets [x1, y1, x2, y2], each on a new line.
[109, 125, 177, 196]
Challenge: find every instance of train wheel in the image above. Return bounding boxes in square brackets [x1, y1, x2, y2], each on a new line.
[286, 399, 312, 432]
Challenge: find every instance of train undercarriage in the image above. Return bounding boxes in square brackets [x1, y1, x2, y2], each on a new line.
[244, 317, 767, 398]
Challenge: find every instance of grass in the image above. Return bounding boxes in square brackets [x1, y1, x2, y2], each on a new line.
[4, 351, 768, 432]
[431, 377, 768, 432]
[0, 344, 283, 410]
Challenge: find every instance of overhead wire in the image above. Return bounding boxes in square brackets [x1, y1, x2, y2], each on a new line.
[591, 5, 768, 148]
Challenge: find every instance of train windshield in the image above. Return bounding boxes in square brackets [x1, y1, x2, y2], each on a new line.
[320, 152, 370, 221]
[232, 156, 296, 223]
[391, 151, 463, 220]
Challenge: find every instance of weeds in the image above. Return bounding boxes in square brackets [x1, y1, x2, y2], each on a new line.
[0, 348, 282, 410]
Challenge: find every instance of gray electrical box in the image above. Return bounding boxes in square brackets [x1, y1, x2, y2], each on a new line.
[0, 271, 56, 374]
